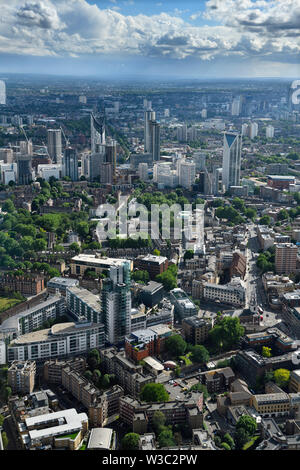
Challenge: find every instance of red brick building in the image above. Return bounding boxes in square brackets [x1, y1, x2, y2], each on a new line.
[134, 254, 168, 280]
[0, 274, 45, 296]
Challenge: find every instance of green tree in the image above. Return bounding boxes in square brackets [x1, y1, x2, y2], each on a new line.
[1, 431, 8, 449]
[69, 242, 81, 254]
[165, 335, 187, 357]
[236, 415, 257, 436]
[234, 428, 250, 449]
[152, 410, 166, 434]
[122, 433, 140, 450]
[259, 215, 271, 225]
[158, 429, 175, 448]
[184, 250, 194, 260]
[84, 370, 93, 381]
[220, 442, 231, 450]
[274, 369, 290, 388]
[262, 346, 272, 358]
[102, 374, 110, 388]
[209, 317, 244, 351]
[140, 383, 169, 403]
[191, 345, 209, 364]
[2, 200, 15, 213]
[223, 433, 235, 449]
[153, 249, 160, 256]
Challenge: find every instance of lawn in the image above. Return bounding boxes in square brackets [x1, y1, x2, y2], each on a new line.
[179, 352, 193, 366]
[0, 297, 23, 313]
[58, 432, 79, 440]
[243, 435, 260, 450]
[79, 443, 87, 450]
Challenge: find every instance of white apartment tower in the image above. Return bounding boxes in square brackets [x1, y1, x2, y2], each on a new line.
[178, 159, 196, 190]
[266, 125, 275, 139]
[0, 81, 6, 105]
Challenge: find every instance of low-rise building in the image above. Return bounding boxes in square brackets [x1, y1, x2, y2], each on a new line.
[20, 408, 88, 450]
[0, 274, 45, 296]
[203, 278, 246, 307]
[99, 347, 154, 398]
[70, 254, 133, 277]
[43, 357, 86, 384]
[134, 254, 168, 280]
[170, 288, 198, 320]
[119, 392, 203, 434]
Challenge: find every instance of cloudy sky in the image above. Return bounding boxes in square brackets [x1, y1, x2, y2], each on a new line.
[0, 0, 300, 78]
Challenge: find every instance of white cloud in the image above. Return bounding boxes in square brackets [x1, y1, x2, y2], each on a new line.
[0, 0, 298, 67]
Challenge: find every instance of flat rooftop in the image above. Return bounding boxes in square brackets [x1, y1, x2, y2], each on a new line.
[0, 295, 62, 332]
[71, 254, 130, 267]
[25, 408, 88, 442]
[87, 427, 113, 450]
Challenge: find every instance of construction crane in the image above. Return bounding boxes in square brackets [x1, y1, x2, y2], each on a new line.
[60, 125, 70, 146]
[19, 124, 29, 143]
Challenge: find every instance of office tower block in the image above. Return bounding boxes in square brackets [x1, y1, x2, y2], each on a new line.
[89, 148, 106, 181]
[12, 115, 22, 126]
[177, 124, 187, 142]
[222, 132, 242, 191]
[138, 163, 148, 181]
[144, 109, 155, 153]
[105, 139, 117, 180]
[0, 80, 6, 105]
[91, 113, 105, 153]
[144, 109, 160, 162]
[17, 154, 32, 185]
[99, 162, 112, 184]
[63, 147, 78, 181]
[152, 120, 160, 162]
[47, 129, 62, 163]
[0, 148, 14, 163]
[193, 151, 206, 172]
[101, 262, 131, 345]
[231, 96, 242, 116]
[275, 243, 298, 274]
[27, 115, 34, 126]
[201, 109, 207, 119]
[213, 167, 223, 195]
[266, 125, 275, 139]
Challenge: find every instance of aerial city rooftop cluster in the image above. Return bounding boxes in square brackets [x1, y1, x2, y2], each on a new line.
[0, 76, 300, 451]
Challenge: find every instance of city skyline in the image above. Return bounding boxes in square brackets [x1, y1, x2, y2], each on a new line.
[0, 0, 300, 78]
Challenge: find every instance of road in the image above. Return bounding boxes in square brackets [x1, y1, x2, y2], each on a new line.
[242, 223, 291, 331]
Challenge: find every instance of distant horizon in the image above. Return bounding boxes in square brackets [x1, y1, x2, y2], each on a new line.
[0, 72, 297, 82]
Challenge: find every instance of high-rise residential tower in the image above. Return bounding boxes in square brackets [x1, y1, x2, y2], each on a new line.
[101, 262, 131, 345]
[222, 132, 242, 191]
[47, 129, 62, 164]
[63, 147, 78, 181]
[0, 80, 6, 105]
[17, 154, 32, 185]
[91, 113, 105, 153]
